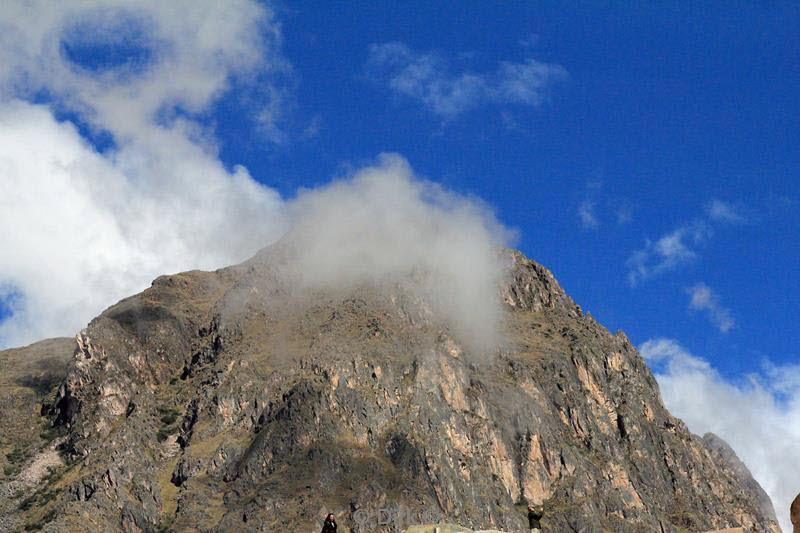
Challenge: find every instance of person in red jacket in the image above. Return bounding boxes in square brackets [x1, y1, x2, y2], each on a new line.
[321, 513, 337, 533]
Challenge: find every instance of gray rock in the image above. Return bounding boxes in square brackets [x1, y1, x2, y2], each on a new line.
[701, 432, 778, 524]
[0, 248, 783, 532]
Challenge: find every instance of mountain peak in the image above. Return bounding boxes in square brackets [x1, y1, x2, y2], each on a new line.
[0, 249, 780, 532]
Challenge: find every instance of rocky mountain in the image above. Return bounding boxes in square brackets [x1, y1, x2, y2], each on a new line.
[0, 338, 73, 531]
[701, 433, 778, 525]
[0, 247, 781, 532]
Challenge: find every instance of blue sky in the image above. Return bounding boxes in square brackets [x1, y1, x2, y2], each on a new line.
[225, 1, 799, 377]
[0, 1, 798, 528]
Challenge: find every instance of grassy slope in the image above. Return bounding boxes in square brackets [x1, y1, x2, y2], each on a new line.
[0, 337, 73, 478]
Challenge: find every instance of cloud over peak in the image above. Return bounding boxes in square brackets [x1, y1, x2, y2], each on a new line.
[366, 41, 567, 118]
[279, 153, 514, 351]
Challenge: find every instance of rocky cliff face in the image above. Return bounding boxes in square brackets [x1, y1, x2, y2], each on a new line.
[701, 433, 778, 525]
[0, 248, 781, 532]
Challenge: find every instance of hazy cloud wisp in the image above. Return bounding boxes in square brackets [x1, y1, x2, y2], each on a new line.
[686, 282, 735, 332]
[626, 199, 747, 285]
[366, 41, 567, 119]
[577, 199, 600, 229]
[626, 221, 712, 285]
[707, 199, 746, 224]
[574, 181, 634, 231]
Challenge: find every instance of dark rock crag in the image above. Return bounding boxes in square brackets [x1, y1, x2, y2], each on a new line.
[0, 248, 781, 532]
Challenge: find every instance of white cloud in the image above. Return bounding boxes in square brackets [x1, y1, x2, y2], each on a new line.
[686, 282, 735, 332]
[0, 99, 287, 348]
[640, 338, 800, 533]
[0, 0, 291, 347]
[626, 221, 712, 285]
[707, 199, 746, 224]
[0, 0, 288, 140]
[575, 180, 612, 230]
[365, 42, 567, 118]
[577, 199, 600, 229]
[625, 199, 754, 286]
[574, 180, 635, 230]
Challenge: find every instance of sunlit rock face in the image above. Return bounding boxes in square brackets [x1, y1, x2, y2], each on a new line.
[0, 247, 782, 532]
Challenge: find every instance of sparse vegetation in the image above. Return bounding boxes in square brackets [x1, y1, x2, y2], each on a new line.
[156, 426, 174, 442]
[23, 507, 59, 531]
[156, 456, 181, 528]
[160, 410, 180, 426]
[156, 405, 182, 441]
[156, 515, 175, 533]
[39, 422, 63, 443]
[4, 446, 30, 477]
[42, 465, 64, 485]
[6, 446, 29, 465]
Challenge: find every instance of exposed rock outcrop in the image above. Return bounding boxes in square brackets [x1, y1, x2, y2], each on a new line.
[702, 432, 778, 524]
[0, 248, 781, 532]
